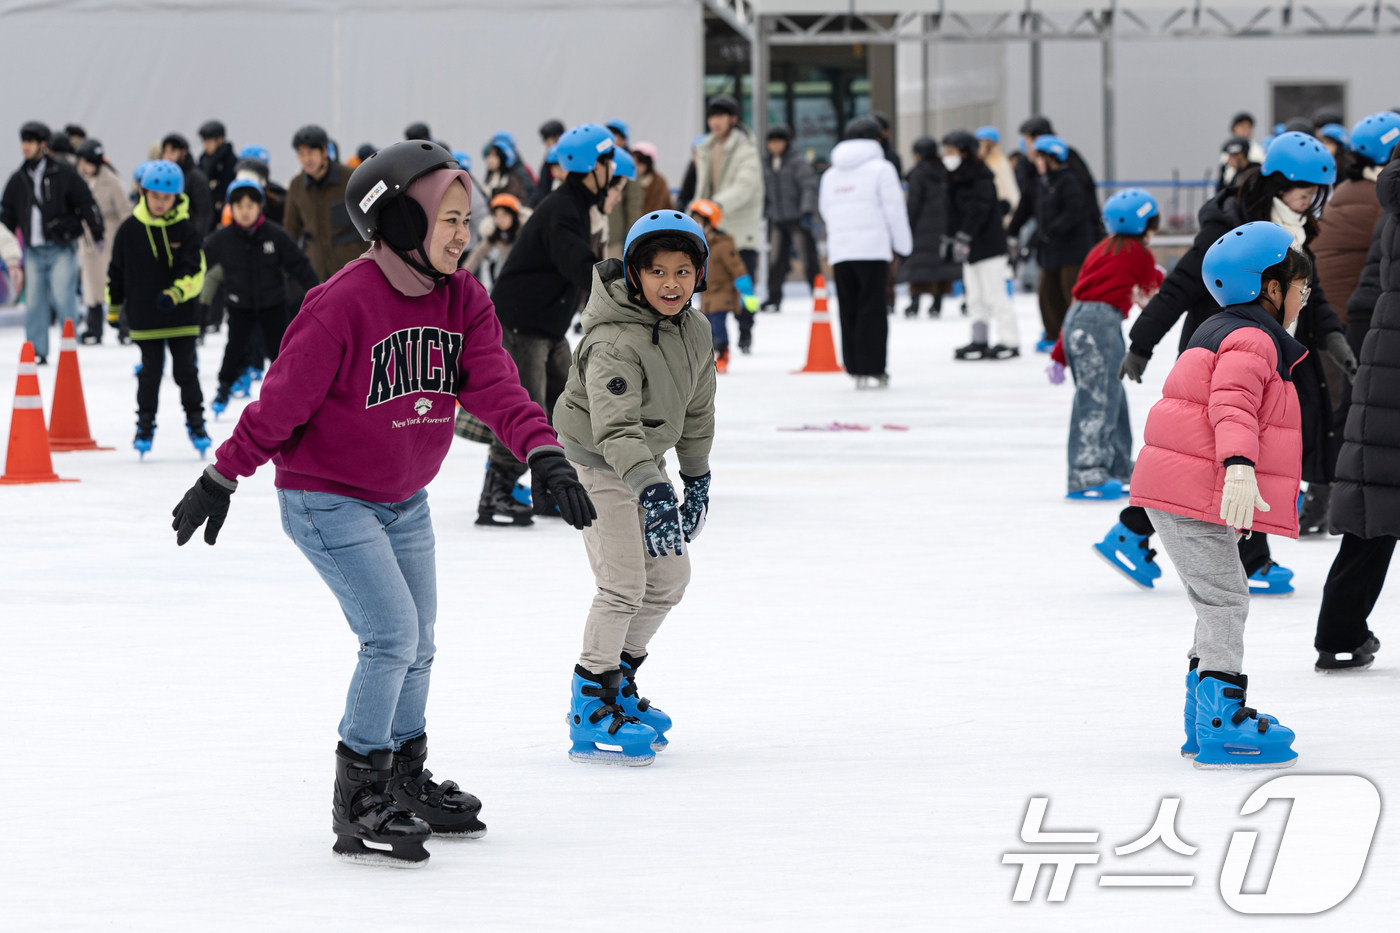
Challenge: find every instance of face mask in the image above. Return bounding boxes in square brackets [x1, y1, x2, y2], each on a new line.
[942, 155, 962, 172]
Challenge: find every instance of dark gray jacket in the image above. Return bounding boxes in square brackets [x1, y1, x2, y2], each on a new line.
[763, 148, 816, 223]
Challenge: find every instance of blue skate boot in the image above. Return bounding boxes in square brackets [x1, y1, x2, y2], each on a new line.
[618, 651, 672, 751]
[1180, 659, 1200, 758]
[1092, 521, 1162, 589]
[1034, 331, 1056, 353]
[1067, 479, 1125, 501]
[246, 365, 264, 384]
[567, 666, 657, 766]
[210, 385, 231, 419]
[1193, 671, 1296, 770]
[231, 372, 253, 399]
[1248, 560, 1295, 597]
[187, 422, 212, 458]
[133, 421, 154, 459]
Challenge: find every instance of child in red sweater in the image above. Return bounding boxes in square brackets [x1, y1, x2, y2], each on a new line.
[1049, 189, 1164, 499]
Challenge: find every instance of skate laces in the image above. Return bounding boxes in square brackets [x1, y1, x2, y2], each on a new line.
[1221, 686, 1270, 733]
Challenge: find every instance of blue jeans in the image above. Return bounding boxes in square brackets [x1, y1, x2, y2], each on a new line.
[706, 310, 729, 351]
[279, 488, 437, 755]
[24, 242, 80, 357]
[1063, 300, 1133, 491]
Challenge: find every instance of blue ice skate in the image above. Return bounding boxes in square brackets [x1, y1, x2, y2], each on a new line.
[567, 667, 657, 766]
[511, 481, 532, 507]
[1067, 479, 1125, 501]
[246, 365, 263, 383]
[187, 424, 212, 458]
[133, 362, 143, 377]
[1092, 521, 1162, 590]
[1035, 331, 1056, 354]
[133, 424, 154, 459]
[231, 372, 252, 399]
[619, 651, 671, 751]
[1180, 661, 1199, 758]
[210, 395, 228, 418]
[1248, 560, 1294, 597]
[1192, 671, 1296, 770]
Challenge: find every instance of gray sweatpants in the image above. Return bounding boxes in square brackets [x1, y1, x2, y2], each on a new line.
[573, 457, 691, 673]
[1147, 508, 1249, 673]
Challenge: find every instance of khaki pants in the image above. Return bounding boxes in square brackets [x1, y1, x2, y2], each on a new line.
[573, 458, 690, 673]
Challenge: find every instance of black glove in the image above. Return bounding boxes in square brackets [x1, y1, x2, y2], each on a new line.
[1325, 331, 1358, 379]
[172, 465, 236, 546]
[640, 482, 684, 557]
[679, 472, 710, 542]
[156, 287, 180, 313]
[800, 211, 815, 233]
[528, 448, 596, 530]
[950, 232, 972, 265]
[1118, 350, 1149, 383]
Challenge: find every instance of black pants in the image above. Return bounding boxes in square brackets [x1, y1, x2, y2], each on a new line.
[220, 305, 288, 391]
[1120, 505, 1271, 576]
[137, 336, 204, 428]
[83, 303, 105, 341]
[488, 328, 571, 479]
[833, 259, 890, 376]
[735, 248, 758, 340]
[767, 221, 819, 305]
[1315, 533, 1396, 651]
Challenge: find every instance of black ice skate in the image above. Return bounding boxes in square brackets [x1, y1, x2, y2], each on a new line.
[1316, 633, 1380, 673]
[1298, 483, 1332, 536]
[954, 341, 992, 360]
[990, 344, 1020, 360]
[476, 461, 533, 527]
[332, 743, 431, 868]
[389, 734, 486, 839]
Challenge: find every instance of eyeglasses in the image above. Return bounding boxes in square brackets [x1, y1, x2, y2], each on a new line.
[1294, 282, 1311, 305]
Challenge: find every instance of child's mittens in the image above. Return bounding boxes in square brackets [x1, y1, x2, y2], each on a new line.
[742, 294, 760, 313]
[1220, 463, 1270, 530]
[1046, 362, 1065, 385]
[640, 482, 684, 558]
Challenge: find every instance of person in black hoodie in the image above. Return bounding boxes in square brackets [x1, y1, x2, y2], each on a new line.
[106, 160, 207, 455]
[482, 122, 616, 525]
[199, 179, 319, 415]
[198, 120, 237, 212]
[944, 131, 1018, 358]
[161, 133, 214, 237]
[1031, 134, 1097, 347]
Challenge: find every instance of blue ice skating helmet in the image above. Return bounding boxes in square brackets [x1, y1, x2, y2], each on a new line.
[556, 123, 615, 174]
[491, 130, 518, 150]
[605, 118, 630, 140]
[544, 144, 559, 166]
[483, 137, 518, 169]
[612, 147, 637, 181]
[622, 210, 710, 292]
[974, 125, 1000, 143]
[1273, 122, 1287, 135]
[1350, 111, 1400, 165]
[1033, 134, 1069, 162]
[1319, 123, 1351, 149]
[451, 150, 472, 172]
[1201, 221, 1296, 307]
[1102, 188, 1159, 235]
[141, 160, 184, 194]
[1261, 131, 1335, 184]
[133, 159, 156, 184]
[225, 178, 264, 202]
[238, 144, 271, 166]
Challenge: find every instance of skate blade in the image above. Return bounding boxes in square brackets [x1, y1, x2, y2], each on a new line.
[1316, 661, 1375, 673]
[430, 827, 488, 840]
[1091, 544, 1156, 591]
[475, 514, 533, 527]
[568, 746, 655, 767]
[1180, 750, 1198, 759]
[332, 838, 430, 868]
[1192, 755, 1297, 771]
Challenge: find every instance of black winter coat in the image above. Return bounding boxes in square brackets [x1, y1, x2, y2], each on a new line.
[899, 159, 961, 283]
[1008, 145, 1102, 239]
[0, 156, 104, 245]
[945, 160, 1007, 265]
[1034, 167, 1095, 269]
[202, 219, 319, 312]
[491, 178, 598, 340]
[173, 154, 214, 238]
[1331, 160, 1400, 537]
[198, 142, 238, 208]
[1345, 215, 1385, 355]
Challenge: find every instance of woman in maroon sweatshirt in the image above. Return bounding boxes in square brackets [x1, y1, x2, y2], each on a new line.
[170, 142, 596, 868]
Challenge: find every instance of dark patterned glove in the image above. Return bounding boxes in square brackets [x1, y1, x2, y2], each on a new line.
[527, 449, 596, 530]
[640, 482, 684, 558]
[172, 465, 236, 545]
[679, 472, 710, 543]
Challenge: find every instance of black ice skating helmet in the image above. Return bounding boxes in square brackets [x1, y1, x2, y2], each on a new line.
[766, 123, 792, 142]
[844, 116, 883, 141]
[912, 136, 940, 161]
[345, 139, 460, 243]
[1019, 115, 1054, 138]
[404, 121, 432, 141]
[707, 94, 740, 117]
[941, 130, 978, 155]
[539, 119, 565, 140]
[161, 132, 190, 153]
[75, 139, 106, 166]
[199, 120, 226, 140]
[20, 121, 51, 142]
[292, 124, 329, 150]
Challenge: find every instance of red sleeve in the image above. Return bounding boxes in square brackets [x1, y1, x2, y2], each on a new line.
[1134, 241, 1165, 290]
[1050, 335, 1066, 365]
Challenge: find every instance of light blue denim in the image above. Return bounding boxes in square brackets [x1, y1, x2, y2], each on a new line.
[1063, 300, 1134, 492]
[279, 488, 437, 756]
[24, 242, 80, 357]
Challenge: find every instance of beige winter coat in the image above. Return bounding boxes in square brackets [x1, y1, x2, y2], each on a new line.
[79, 164, 131, 305]
[693, 126, 764, 251]
[984, 148, 1020, 227]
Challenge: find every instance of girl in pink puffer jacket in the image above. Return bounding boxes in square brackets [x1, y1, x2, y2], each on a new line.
[1128, 222, 1310, 771]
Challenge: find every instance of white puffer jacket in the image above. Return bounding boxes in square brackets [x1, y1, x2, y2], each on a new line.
[818, 139, 913, 264]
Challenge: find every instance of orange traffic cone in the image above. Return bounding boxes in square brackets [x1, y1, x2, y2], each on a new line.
[794, 274, 843, 373]
[49, 319, 113, 451]
[1, 342, 76, 485]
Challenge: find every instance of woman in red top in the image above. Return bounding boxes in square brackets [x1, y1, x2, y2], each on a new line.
[1049, 188, 1164, 498]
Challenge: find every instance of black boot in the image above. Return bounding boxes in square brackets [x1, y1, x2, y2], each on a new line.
[1316, 633, 1380, 672]
[476, 462, 533, 526]
[332, 742, 432, 867]
[389, 734, 486, 838]
[1298, 483, 1332, 536]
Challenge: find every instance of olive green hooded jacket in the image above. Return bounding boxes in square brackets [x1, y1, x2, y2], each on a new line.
[553, 258, 716, 496]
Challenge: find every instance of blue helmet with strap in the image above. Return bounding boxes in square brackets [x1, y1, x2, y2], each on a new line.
[1032, 134, 1069, 162]
[238, 145, 270, 166]
[623, 210, 709, 294]
[141, 160, 184, 194]
[451, 150, 472, 173]
[556, 123, 615, 174]
[1350, 111, 1400, 165]
[973, 125, 1000, 143]
[1102, 188, 1159, 235]
[1262, 131, 1335, 184]
[605, 119, 630, 140]
[1319, 123, 1351, 149]
[1201, 221, 1296, 307]
[133, 159, 156, 184]
[483, 137, 518, 169]
[225, 178, 264, 203]
[612, 148, 637, 181]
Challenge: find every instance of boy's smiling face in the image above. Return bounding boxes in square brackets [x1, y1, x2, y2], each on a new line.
[639, 249, 697, 317]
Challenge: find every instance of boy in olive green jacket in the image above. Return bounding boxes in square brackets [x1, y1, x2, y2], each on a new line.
[552, 211, 716, 765]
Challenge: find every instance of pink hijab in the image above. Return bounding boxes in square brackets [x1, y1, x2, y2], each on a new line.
[367, 168, 473, 297]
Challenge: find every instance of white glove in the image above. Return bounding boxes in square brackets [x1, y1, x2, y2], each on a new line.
[1220, 463, 1270, 530]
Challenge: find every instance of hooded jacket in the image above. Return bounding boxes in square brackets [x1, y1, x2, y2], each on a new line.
[1331, 159, 1400, 538]
[818, 139, 913, 265]
[1, 155, 104, 246]
[1313, 177, 1384, 326]
[694, 125, 764, 251]
[491, 177, 598, 340]
[699, 226, 751, 313]
[283, 160, 361, 281]
[200, 217, 319, 312]
[105, 193, 205, 340]
[945, 158, 1008, 265]
[1130, 302, 1307, 538]
[553, 259, 717, 496]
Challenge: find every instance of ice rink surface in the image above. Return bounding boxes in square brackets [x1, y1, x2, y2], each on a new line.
[1, 293, 1395, 931]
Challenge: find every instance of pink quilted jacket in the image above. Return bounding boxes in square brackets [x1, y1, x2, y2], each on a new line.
[1129, 304, 1306, 538]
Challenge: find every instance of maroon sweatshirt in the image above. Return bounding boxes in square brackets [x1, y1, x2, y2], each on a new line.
[213, 257, 560, 501]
